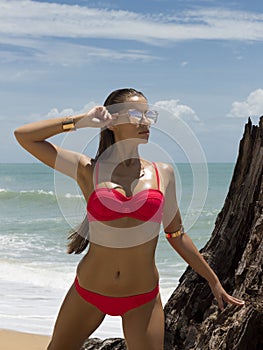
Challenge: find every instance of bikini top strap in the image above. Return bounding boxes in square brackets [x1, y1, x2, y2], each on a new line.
[152, 162, 160, 190]
[94, 161, 99, 189]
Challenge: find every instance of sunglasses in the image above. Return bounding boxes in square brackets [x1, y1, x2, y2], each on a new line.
[125, 109, 158, 125]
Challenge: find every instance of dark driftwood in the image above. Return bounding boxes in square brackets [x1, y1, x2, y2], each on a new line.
[81, 117, 263, 350]
[81, 338, 126, 349]
[164, 117, 263, 349]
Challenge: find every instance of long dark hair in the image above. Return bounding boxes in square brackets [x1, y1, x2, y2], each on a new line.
[67, 88, 146, 254]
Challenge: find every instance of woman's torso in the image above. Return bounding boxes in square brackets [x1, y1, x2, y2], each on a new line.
[77, 238, 159, 296]
[76, 159, 165, 296]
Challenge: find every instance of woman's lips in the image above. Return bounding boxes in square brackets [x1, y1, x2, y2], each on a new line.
[138, 130, 149, 134]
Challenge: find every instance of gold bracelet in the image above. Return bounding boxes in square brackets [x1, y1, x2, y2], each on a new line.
[62, 117, 76, 131]
[165, 225, 185, 238]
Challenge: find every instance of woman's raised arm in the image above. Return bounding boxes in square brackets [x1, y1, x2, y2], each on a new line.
[14, 106, 114, 179]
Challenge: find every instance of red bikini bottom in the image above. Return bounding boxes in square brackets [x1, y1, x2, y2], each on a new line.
[74, 276, 159, 316]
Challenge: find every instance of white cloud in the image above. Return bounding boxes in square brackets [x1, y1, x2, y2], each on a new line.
[228, 89, 263, 118]
[181, 61, 188, 67]
[8, 102, 98, 123]
[1, 1, 263, 65]
[154, 99, 200, 122]
[45, 102, 96, 119]
[1, 1, 263, 44]
[0, 36, 157, 65]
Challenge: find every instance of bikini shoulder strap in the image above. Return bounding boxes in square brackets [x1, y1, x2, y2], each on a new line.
[152, 162, 160, 190]
[94, 161, 99, 189]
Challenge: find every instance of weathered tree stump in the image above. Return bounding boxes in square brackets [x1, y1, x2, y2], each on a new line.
[165, 117, 263, 350]
[81, 117, 263, 350]
[81, 338, 126, 349]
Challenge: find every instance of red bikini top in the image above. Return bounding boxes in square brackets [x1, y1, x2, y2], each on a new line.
[87, 162, 164, 223]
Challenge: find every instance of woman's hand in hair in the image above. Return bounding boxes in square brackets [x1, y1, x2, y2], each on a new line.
[75, 106, 117, 128]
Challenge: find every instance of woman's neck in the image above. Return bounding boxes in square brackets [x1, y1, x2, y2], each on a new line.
[107, 140, 141, 167]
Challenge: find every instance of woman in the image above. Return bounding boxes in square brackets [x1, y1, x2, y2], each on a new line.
[14, 88, 244, 350]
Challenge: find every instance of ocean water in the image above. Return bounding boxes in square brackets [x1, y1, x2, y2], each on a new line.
[0, 163, 234, 338]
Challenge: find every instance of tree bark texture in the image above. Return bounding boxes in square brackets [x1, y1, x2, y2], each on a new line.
[82, 117, 263, 350]
[165, 117, 263, 349]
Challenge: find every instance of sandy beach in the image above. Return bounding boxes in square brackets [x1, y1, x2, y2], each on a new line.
[0, 329, 50, 350]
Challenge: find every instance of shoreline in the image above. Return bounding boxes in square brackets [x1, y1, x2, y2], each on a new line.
[0, 329, 51, 350]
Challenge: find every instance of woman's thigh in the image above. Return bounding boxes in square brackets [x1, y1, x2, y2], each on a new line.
[47, 282, 106, 350]
[121, 294, 164, 350]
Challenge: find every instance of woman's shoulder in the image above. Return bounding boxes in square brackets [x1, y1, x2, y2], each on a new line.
[154, 161, 174, 174]
[152, 162, 175, 188]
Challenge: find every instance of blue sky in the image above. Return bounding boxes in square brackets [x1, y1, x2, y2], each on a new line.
[1, 0, 263, 163]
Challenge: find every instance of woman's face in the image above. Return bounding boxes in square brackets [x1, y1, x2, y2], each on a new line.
[108, 95, 157, 143]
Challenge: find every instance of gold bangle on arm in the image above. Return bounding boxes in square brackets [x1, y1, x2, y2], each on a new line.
[165, 225, 185, 238]
[62, 117, 76, 132]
